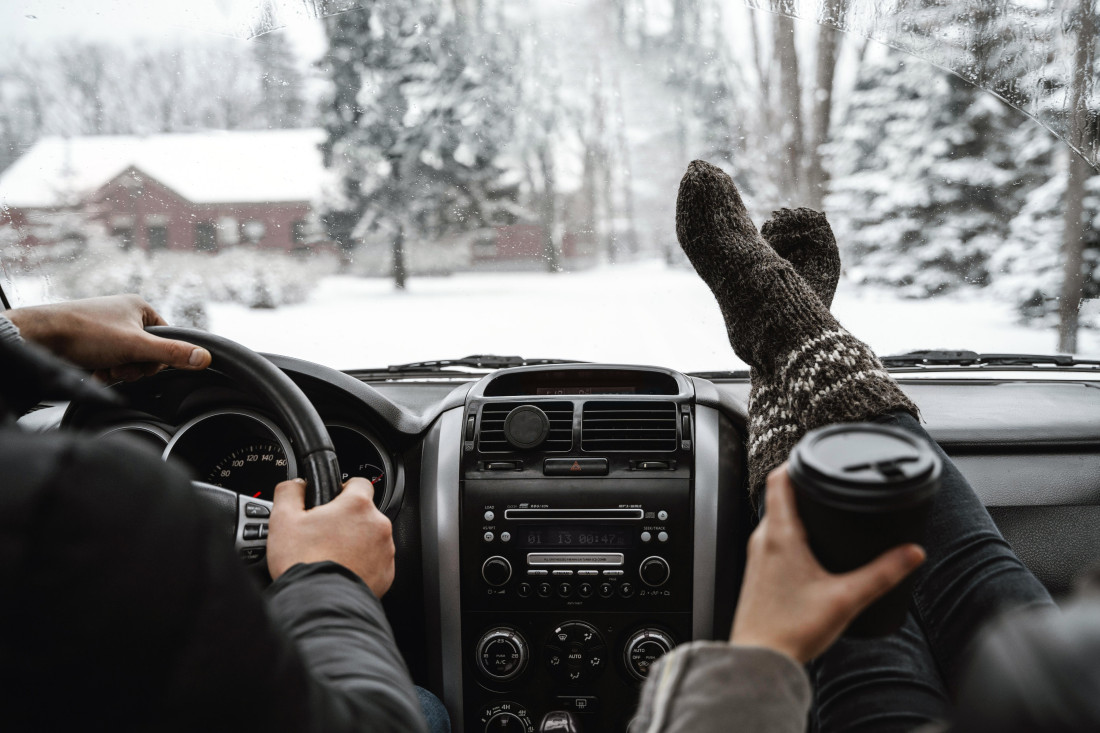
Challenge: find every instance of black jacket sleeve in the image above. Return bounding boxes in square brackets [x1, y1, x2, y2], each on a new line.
[0, 428, 427, 733]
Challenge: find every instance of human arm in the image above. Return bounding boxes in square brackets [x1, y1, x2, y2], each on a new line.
[3, 294, 211, 381]
[0, 431, 425, 733]
[631, 466, 924, 733]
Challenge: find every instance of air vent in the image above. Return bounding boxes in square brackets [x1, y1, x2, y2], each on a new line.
[478, 402, 573, 453]
[581, 401, 678, 452]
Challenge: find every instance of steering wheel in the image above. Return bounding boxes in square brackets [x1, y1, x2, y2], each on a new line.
[147, 326, 342, 559]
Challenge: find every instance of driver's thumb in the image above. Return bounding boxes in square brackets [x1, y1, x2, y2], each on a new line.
[134, 332, 211, 370]
[841, 544, 926, 614]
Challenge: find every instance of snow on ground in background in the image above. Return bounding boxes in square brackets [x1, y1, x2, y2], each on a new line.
[204, 261, 1100, 372]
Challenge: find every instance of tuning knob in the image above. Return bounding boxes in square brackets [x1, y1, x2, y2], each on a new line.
[482, 556, 512, 587]
[639, 556, 670, 587]
[623, 628, 675, 681]
[476, 628, 529, 681]
[504, 405, 550, 449]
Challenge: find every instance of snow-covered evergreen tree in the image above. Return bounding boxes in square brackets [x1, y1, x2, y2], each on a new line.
[826, 46, 1041, 296]
[318, 1, 521, 286]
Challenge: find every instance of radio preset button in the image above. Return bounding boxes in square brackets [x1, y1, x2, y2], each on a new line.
[598, 583, 614, 598]
[517, 582, 532, 597]
[558, 582, 573, 598]
[640, 531, 652, 543]
[481, 556, 512, 587]
[619, 582, 635, 598]
[484, 510, 495, 521]
[537, 582, 552, 598]
[658, 531, 669, 543]
[578, 583, 593, 598]
[658, 510, 669, 521]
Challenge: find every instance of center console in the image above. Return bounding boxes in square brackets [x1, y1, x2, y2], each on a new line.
[427, 365, 722, 732]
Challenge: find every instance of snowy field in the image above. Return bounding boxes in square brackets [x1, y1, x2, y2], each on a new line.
[187, 262, 1100, 373]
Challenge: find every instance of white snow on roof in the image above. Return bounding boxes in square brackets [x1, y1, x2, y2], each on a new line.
[0, 129, 327, 208]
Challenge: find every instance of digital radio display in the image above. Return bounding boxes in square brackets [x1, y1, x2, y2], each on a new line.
[519, 525, 634, 548]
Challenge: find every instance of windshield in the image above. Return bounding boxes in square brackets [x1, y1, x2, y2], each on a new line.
[1, 0, 1098, 371]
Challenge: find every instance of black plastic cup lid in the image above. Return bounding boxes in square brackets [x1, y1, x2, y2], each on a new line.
[788, 423, 942, 511]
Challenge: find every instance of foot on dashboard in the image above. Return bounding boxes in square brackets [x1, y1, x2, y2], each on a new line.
[748, 208, 841, 501]
[675, 160, 918, 495]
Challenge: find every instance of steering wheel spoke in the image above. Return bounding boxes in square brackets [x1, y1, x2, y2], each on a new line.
[190, 480, 274, 564]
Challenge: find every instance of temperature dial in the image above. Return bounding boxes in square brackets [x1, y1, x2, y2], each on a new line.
[479, 701, 534, 733]
[476, 627, 529, 682]
[624, 628, 675, 681]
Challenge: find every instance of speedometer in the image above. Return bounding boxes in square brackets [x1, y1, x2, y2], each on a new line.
[206, 440, 290, 501]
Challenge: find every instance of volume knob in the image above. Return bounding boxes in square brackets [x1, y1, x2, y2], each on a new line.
[482, 556, 512, 587]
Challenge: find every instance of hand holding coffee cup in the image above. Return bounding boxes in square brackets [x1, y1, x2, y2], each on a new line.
[788, 423, 942, 637]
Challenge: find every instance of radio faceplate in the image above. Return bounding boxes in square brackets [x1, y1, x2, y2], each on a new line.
[464, 479, 692, 613]
[460, 478, 693, 731]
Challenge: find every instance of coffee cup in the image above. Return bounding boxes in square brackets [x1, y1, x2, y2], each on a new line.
[788, 422, 941, 637]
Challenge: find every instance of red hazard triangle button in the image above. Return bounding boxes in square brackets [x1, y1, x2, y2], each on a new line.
[543, 458, 608, 477]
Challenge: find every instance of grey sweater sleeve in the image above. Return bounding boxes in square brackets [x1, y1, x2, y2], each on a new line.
[631, 642, 812, 733]
[0, 313, 23, 344]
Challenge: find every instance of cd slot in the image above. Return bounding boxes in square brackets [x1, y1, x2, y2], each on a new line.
[504, 508, 644, 521]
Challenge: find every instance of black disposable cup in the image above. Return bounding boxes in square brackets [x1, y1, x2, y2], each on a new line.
[788, 422, 942, 637]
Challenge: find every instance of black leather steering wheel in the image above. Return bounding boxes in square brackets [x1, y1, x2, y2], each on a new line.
[147, 327, 342, 554]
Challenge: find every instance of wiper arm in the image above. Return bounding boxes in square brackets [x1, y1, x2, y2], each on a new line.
[881, 350, 1100, 368]
[384, 354, 586, 373]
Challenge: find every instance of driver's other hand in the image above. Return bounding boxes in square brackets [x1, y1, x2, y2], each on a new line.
[4, 294, 212, 381]
[728, 465, 926, 664]
[267, 477, 396, 598]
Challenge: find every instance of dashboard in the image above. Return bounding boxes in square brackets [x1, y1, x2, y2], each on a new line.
[40, 356, 1100, 733]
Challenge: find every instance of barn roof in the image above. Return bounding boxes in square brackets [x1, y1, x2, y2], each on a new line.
[0, 128, 327, 209]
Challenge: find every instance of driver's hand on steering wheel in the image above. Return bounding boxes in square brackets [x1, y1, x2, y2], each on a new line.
[267, 477, 395, 598]
[4, 294, 212, 382]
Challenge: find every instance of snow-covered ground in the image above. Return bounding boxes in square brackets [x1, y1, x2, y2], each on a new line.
[196, 262, 1100, 372]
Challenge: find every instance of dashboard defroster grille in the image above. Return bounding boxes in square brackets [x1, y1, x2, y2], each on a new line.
[581, 401, 678, 452]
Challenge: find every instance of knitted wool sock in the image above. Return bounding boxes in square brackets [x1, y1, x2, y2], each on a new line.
[748, 208, 841, 499]
[676, 160, 918, 500]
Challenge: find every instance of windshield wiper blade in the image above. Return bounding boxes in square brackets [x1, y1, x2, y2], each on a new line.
[881, 351, 1100, 368]
[384, 354, 586, 373]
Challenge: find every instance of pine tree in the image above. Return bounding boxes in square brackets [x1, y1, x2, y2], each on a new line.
[318, 1, 520, 287]
[252, 33, 307, 129]
[826, 46, 1040, 296]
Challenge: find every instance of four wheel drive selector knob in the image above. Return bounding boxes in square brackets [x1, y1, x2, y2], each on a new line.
[624, 628, 675, 681]
[482, 556, 512, 586]
[476, 627, 530, 682]
[639, 556, 670, 587]
[503, 405, 550, 449]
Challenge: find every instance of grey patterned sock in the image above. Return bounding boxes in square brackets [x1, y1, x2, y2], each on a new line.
[676, 160, 918, 501]
[749, 208, 840, 500]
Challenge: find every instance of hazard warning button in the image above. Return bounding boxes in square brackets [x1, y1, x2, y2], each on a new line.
[543, 458, 608, 477]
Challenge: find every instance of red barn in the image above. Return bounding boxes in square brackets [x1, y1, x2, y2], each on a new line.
[0, 129, 327, 253]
